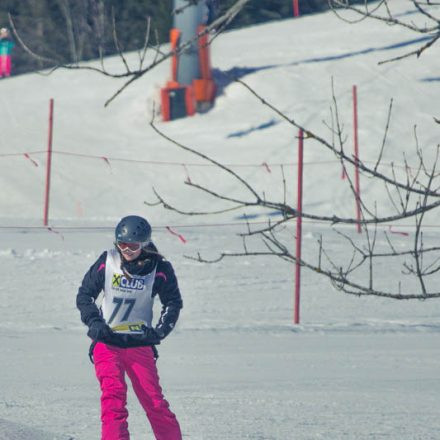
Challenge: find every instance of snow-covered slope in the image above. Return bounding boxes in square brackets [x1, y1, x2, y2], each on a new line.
[1, 2, 440, 439]
[0, 1, 438, 226]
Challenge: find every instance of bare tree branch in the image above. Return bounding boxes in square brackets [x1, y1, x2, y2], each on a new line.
[148, 74, 440, 300]
[9, 0, 253, 105]
[328, 0, 440, 63]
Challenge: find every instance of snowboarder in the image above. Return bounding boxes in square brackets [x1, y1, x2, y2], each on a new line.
[0, 28, 14, 77]
[76, 215, 183, 440]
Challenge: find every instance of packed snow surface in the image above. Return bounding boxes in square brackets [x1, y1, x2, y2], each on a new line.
[1, 1, 440, 439]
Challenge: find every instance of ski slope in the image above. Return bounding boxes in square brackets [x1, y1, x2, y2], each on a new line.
[1, 1, 440, 439]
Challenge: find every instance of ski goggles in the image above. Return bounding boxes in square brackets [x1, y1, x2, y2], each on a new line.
[116, 241, 146, 252]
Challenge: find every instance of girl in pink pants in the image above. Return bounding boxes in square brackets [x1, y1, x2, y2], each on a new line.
[94, 343, 181, 440]
[0, 55, 11, 77]
[77, 215, 183, 439]
[0, 28, 14, 77]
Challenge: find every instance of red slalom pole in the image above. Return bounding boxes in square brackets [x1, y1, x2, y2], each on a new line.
[43, 98, 54, 226]
[294, 129, 304, 325]
[352, 86, 361, 233]
[293, 0, 300, 17]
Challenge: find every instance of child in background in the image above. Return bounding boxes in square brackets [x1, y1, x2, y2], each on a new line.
[0, 28, 14, 77]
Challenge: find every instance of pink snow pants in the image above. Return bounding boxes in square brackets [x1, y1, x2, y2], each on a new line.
[0, 56, 11, 77]
[93, 342, 182, 440]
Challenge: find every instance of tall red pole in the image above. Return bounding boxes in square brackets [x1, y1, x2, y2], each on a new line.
[293, 0, 300, 17]
[294, 129, 304, 324]
[43, 98, 54, 226]
[352, 86, 361, 233]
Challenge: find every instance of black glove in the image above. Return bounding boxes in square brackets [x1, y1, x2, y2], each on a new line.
[154, 326, 166, 340]
[114, 327, 161, 347]
[87, 319, 113, 342]
[146, 327, 162, 343]
[130, 327, 162, 345]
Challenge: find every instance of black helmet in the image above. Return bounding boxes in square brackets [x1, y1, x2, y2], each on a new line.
[115, 215, 152, 244]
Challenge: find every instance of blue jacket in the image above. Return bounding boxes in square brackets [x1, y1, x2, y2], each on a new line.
[76, 243, 183, 347]
[0, 38, 14, 56]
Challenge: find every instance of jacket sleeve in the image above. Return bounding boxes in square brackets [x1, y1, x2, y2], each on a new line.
[76, 252, 107, 327]
[153, 259, 183, 339]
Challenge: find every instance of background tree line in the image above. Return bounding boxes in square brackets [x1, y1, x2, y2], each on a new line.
[1, 0, 334, 75]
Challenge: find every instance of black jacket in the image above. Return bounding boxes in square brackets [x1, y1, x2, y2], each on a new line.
[76, 244, 183, 347]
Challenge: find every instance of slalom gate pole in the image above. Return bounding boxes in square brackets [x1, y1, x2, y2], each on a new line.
[43, 98, 54, 226]
[352, 86, 361, 233]
[293, 0, 300, 17]
[294, 129, 304, 325]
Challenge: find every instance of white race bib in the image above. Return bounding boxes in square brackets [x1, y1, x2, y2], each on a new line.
[102, 249, 156, 333]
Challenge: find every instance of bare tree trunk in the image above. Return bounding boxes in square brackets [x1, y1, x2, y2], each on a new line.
[55, 0, 78, 63]
[89, 0, 106, 59]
